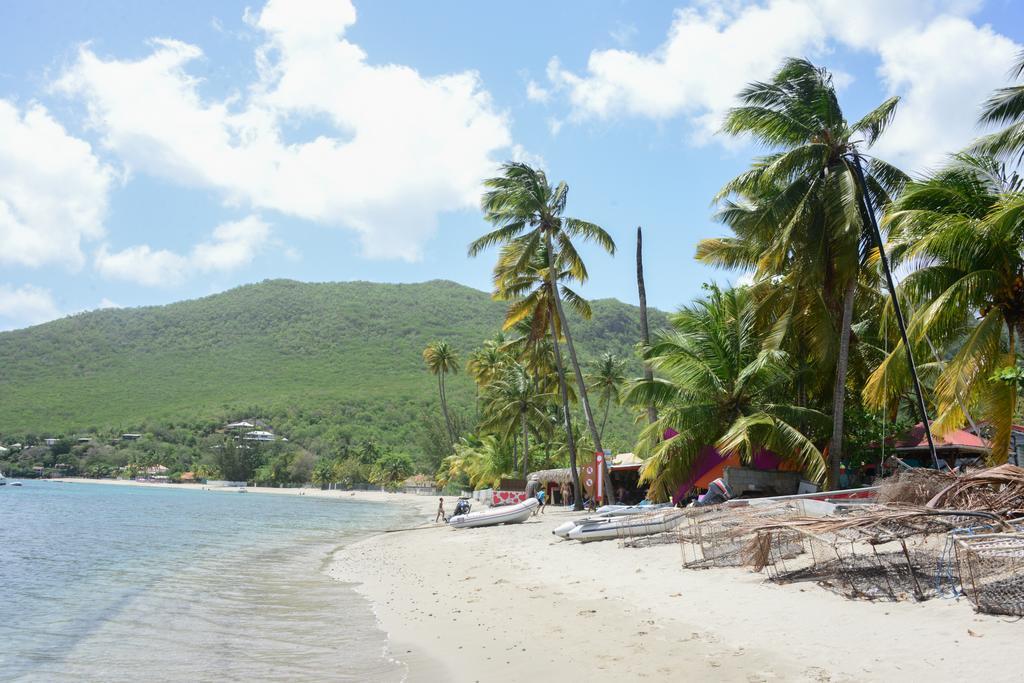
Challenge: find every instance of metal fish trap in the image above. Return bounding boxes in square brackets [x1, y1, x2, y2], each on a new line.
[679, 503, 801, 569]
[747, 508, 964, 602]
[955, 533, 1024, 616]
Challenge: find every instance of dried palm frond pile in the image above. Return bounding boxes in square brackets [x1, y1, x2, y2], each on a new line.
[926, 464, 1024, 516]
[876, 468, 955, 505]
[671, 465, 1024, 611]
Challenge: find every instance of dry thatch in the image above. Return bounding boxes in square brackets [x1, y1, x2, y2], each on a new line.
[877, 468, 954, 505]
[926, 464, 1024, 516]
[528, 468, 580, 485]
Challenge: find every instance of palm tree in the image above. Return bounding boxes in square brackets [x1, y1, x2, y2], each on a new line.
[491, 239, 592, 507]
[864, 154, 1024, 460]
[466, 339, 508, 388]
[439, 435, 508, 490]
[469, 162, 617, 505]
[481, 362, 551, 478]
[422, 341, 459, 445]
[587, 352, 627, 441]
[636, 226, 658, 424]
[973, 51, 1024, 164]
[626, 285, 827, 499]
[699, 58, 917, 487]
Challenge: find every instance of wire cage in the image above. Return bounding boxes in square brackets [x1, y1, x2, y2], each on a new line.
[755, 527, 949, 601]
[613, 508, 688, 548]
[955, 533, 1024, 616]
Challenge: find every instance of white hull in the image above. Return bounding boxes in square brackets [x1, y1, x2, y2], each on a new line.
[595, 502, 671, 517]
[566, 509, 685, 542]
[449, 497, 539, 529]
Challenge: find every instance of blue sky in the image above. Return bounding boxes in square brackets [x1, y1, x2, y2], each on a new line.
[1, 0, 1023, 329]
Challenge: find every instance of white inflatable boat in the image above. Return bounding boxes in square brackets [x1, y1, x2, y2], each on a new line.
[448, 497, 539, 529]
[595, 502, 671, 517]
[565, 509, 685, 542]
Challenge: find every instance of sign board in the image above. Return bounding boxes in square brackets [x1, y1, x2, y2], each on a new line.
[582, 460, 596, 498]
[596, 451, 605, 501]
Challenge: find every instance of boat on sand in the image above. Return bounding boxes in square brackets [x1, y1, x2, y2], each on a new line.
[565, 509, 686, 542]
[449, 497, 539, 529]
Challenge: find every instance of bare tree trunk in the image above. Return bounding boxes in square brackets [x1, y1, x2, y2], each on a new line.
[828, 277, 856, 489]
[637, 226, 657, 425]
[545, 233, 616, 504]
[550, 314, 584, 511]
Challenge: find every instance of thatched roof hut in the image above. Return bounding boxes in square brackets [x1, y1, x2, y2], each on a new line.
[528, 468, 580, 485]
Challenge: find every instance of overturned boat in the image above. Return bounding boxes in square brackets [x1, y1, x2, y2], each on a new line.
[565, 509, 687, 542]
[448, 497, 539, 529]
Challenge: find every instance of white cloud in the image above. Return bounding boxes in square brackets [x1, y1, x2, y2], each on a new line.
[55, 0, 514, 262]
[95, 244, 188, 286]
[526, 80, 550, 103]
[871, 16, 1020, 171]
[0, 284, 61, 329]
[0, 99, 113, 269]
[97, 297, 121, 309]
[609, 22, 638, 47]
[95, 215, 270, 287]
[542, 0, 1019, 166]
[546, 2, 829, 137]
[191, 215, 270, 272]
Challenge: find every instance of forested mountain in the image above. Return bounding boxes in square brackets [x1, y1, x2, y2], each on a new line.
[0, 279, 666, 455]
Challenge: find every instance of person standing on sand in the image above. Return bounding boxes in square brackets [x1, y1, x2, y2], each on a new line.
[535, 489, 546, 515]
[435, 497, 446, 523]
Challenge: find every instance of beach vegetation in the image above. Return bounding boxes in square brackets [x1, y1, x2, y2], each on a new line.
[627, 285, 828, 500]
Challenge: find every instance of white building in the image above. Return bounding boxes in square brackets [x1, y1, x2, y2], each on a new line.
[243, 430, 276, 442]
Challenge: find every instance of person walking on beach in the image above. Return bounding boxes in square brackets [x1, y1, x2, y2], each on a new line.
[535, 489, 546, 515]
[435, 497, 446, 523]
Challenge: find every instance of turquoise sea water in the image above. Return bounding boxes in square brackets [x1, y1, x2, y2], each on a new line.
[0, 482, 411, 682]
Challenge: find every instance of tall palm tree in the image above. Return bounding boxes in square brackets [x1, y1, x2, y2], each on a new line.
[587, 352, 627, 440]
[699, 58, 913, 487]
[422, 340, 459, 445]
[626, 285, 827, 499]
[491, 239, 592, 507]
[636, 226, 658, 424]
[973, 51, 1024, 164]
[864, 154, 1024, 460]
[469, 162, 617, 504]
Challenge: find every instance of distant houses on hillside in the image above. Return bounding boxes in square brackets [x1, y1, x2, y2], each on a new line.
[224, 419, 284, 443]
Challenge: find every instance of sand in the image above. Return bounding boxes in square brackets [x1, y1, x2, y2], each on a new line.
[59, 480, 1023, 681]
[332, 499, 1024, 683]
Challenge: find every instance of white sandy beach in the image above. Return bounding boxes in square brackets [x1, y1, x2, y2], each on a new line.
[60, 480, 1023, 681]
[333, 498, 1024, 683]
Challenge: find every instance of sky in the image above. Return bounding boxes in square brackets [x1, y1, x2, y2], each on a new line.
[1, 0, 1023, 330]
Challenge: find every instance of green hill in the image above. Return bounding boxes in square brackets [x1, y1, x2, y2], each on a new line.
[0, 279, 667, 454]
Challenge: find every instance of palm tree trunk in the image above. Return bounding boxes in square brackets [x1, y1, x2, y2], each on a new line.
[512, 432, 518, 473]
[850, 154, 938, 470]
[637, 226, 657, 425]
[521, 412, 529, 479]
[828, 276, 856, 489]
[549, 314, 584, 511]
[439, 374, 454, 446]
[600, 398, 611, 441]
[545, 232, 616, 504]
